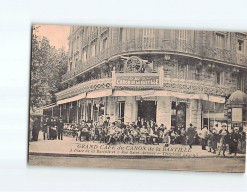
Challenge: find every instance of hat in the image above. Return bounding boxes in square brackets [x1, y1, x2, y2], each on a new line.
[222, 123, 227, 127]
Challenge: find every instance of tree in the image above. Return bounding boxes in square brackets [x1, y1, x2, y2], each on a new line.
[30, 26, 68, 110]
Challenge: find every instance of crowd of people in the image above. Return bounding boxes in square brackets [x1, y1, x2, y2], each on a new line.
[30, 115, 246, 157]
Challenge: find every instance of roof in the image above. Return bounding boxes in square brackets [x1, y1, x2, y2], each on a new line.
[228, 90, 247, 105]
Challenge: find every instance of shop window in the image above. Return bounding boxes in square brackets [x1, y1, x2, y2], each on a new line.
[93, 104, 99, 122]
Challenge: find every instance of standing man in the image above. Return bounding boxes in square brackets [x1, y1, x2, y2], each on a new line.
[186, 123, 196, 149]
[229, 127, 239, 156]
[32, 117, 40, 141]
[136, 117, 142, 128]
[199, 126, 208, 150]
[218, 123, 229, 157]
[103, 116, 111, 134]
[57, 117, 64, 140]
[29, 116, 34, 142]
[42, 117, 48, 140]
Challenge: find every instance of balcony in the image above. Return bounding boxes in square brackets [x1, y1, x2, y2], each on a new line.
[62, 39, 247, 82]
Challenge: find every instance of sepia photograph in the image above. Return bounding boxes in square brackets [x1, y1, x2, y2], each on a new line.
[28, 24, 247, 173]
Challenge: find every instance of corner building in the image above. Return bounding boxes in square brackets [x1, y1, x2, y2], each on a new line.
[56, 26, 247, 130]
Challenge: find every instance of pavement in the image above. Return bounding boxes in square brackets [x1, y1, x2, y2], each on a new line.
[28, 131, 246, 159]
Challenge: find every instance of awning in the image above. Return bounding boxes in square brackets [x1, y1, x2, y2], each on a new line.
[87, 89, 112, 99]
[209, 96, 226, 103]
[113, 90, 225, 103]
[203, 112, 226, 120]
[57, 92, 86, 105]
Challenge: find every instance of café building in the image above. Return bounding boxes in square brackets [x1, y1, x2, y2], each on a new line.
[55, 26, 247, 130]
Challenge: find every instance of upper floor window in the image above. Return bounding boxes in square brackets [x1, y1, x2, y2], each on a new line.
[103, 37, 108, 50]
[119, 28, 124, 42]
[82, 49, 87, 62]
[179, 30, 187, 41]
[216, 71, 224, 85]
[91, 43, 96, 57]
[237, 39, 244, 53]
[143, 28, 154, 39]
[69, 62, 72, 71]
[216, 33, 224, 49]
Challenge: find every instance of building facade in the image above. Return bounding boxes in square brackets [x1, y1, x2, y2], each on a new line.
[55, 26, 247, 130]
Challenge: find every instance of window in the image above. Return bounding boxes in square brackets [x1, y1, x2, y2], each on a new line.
[216, 33, 224, 49]
[143, 28, 153, 39]
[216, 71, 224, 85]
[82, 49, 87, 62]
[237, 39, 244, 52]
[119, 28, 124, 42]
[103, 37, 108, 50]
[69, 62, 72, 71]
[179, 30, 187, 41]
[91, 43, 96, 57]
[216, 72, 220, 84]
[118, 102, 125, 122]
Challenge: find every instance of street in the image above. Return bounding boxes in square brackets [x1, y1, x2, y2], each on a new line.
[28, 154, 246, 173]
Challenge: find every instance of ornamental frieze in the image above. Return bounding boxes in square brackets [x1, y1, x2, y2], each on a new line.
[56, 78, 112, 101]
[163, 80, 230, 96]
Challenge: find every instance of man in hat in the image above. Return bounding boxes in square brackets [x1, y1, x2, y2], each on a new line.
[218, 123, 229, 157]
[208, 128, 218, 153]
[57, 117, 64, 140]
[199, 125, 208, 150]
[186, 123, 196, 149]
[229, 126, 239, 156]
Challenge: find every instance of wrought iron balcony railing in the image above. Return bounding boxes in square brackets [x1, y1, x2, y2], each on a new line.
[62, 39, 247, 82]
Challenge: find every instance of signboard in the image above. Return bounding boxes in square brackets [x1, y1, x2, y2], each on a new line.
[232, 107, 242, 122]
[113, 73, 162, 87]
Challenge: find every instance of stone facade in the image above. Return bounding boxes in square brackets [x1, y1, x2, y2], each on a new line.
[55, 26, 247, 129]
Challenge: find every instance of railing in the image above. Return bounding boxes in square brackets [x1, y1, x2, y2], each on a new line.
[62, 39, 247, 82]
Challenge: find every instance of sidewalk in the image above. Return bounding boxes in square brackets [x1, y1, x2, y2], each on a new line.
[28, 131, 246, 158]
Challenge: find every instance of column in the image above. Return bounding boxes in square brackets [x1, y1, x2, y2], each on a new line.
[190, 99, 202, 129]
[190, 99, 198, 127]
[106, 96, 116, 122]
[196, 100, 202, 129]
[186, 102, 191, 129]
[156, 96, 171, 129]
[124, 96, 137, 124]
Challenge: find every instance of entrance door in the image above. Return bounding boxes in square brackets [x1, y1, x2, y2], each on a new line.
[138, 101, 156, 122]
[171, 102, 186, 131]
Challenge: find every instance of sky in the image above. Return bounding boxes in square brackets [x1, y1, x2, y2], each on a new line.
[33, 24, 70, 51]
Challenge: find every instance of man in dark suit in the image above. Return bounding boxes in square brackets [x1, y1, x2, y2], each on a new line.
[186, 123, 196, 148]
[57, 118, 64, 140]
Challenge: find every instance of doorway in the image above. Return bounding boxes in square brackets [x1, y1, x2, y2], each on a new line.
[138, 101, 156, 122]
[171, 102, 186, 131]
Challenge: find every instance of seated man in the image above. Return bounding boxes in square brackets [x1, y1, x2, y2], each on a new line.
[123, 125, 132, 144]
[140, 126, 149, 144]
[106, 122, 117, 145]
